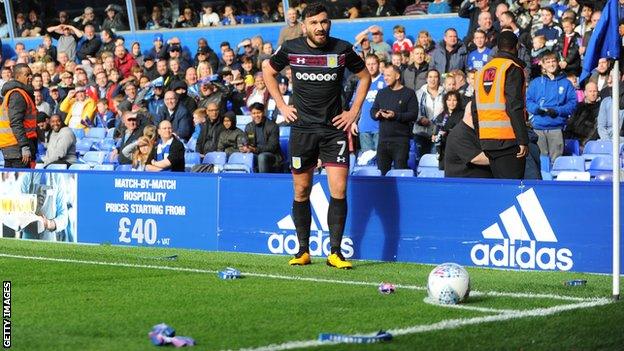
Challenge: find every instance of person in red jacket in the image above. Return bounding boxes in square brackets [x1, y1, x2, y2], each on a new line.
[114, 45, 137, 79]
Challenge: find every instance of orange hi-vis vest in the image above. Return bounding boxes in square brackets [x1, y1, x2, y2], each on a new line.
[475, 57, 525, 140]
[0, 88, 38, 149]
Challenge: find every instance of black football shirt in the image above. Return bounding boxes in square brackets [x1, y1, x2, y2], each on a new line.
[269, 36, 365, 131]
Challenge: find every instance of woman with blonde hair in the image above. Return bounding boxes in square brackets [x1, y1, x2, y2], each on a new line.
[131, 136, 155, 171]
[196, 61, 213, 80]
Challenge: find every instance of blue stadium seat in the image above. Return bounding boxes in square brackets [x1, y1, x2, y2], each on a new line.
[203, 151, 227, 166]
[0, 152, 4, 167]
[551, 156, 585, 176]
[554, 171, 591, 181]
[37, 142, 46, 155]
[352, 166, 382, 176]
[85, 127, 107, 140]
[34, 163, 45, 169]
[226, 152, 254, 173]
[563, 139, 580, 156]
[417, 168, 444, 178]
[68, 163, 92, 171]
[386, 169, 415, 177]
[186, 138, 197, 152]
[81, 151, 106, 165]
[185, 152, 201, 166]
[541, 171, 553, 180]
[417, 153, 439, 175]
[104, 152, 118, 165]
[46, 163, 68, 170]
[583, 140, 612, 161]
[407, 152, 417, 171]
[540, 155, 551, 172]
[93, 164, 115, 171]
[588, 156, 613, 177]
[75, 139, 94, 155]
[116, 164, 133, 171]
[106, 128, 115, 138]
[594, 173, 613, 182]
[279, 126, 291, 138]
[93, 138, 117, 152]
[71, 128, 85, 140]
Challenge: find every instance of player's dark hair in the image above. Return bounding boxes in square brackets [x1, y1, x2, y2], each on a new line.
[302, 3, 328, 19]
[249, 102, 265, 113]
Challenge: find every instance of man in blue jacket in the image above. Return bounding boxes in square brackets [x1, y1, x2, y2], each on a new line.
[157, 91, 193, 142]
[526, 51, 577, 162]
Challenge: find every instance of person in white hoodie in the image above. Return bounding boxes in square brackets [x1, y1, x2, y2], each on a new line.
[414, 68, 445, 157]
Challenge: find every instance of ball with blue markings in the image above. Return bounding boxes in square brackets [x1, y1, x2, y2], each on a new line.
[427, 263, 470, 304]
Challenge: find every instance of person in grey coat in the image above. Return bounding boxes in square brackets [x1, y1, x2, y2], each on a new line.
[217, 112, 244, 156]
[42, 114, 77, 167]
[431, 28, 467, 74]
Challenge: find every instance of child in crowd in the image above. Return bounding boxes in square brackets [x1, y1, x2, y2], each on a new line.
[392, 25, 413, 53]
[191, 108, 207, 142]
[93, 98, 116, 129]
[530, 35, 548, 79]
[466, 29, 492, 71]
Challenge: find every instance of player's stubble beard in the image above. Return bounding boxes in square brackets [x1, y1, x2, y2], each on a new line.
[306, 28, 329, 48]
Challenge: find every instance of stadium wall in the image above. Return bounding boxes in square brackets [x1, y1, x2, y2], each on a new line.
[0, 169, 621, 274]
[1, 15, 469, 58]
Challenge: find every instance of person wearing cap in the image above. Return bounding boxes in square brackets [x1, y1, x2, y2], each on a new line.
[195, 42, 219, 72]
[147, 33, 168, 61]
[146, 79, 166, 118]
[473, 31, 529, 179]
[146, 5, 171, 30]
[356, 25, 391, 55]
[60, 86, 96, 130]
[102, 4, 128, 32]
[157, 91, 193, 141]
[41, 113, 77, 168]
[229, 76, 248, 115]
[171, 80, 197, 116]
[36, 111, 50, 145]
[167, 43, 191, 72]
[278, 8, 304, 46]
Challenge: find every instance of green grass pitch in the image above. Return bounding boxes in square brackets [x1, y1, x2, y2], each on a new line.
[1, 238, 623, 350]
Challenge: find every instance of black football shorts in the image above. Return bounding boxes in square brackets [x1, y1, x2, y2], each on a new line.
[289, 128, 349, 173]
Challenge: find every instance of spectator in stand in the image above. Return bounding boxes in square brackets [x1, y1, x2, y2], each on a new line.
[199, 3, 221, 27]
[102, 4, 128, 32]
[432, 90, 464, 169]
[76, 25, 101, 62]
[42, 35, 58, 63]
[368, 64, 417, 175]
[526, 51, 577, 162]
[392, 25, 413, 53]
[15, 13, 33, 37]
[267, 75, 291, 122]
[590, 58, 611, 92]
[403, 45, 429, 92]
[428, 0, 451, 14]
[196, 39, 219, 73]
[41, 113, 76, 168]
[246, 72, 270, 107]
[27, 10, 44, 36]
[597, 86, 624, 142]
[535, 7, 562, 50]
[556, 17, 581, 77]
[221, 5, 239, 26]
[171, 80, 197, 114]
[34, 90, 51, 116]
[278, 8, 304, 46]
[219, 49, 241, 74]
[575, 3, 593, 37]
[146, 120, 185, 172]
[241, 102, 282, 173]
[564, 81, 600, 146]
[466, 11, 498, 52]
[146, 5, 171, 30]
[112, 111, 143, 164]
[167, 44, 191, 73]
[414, 69, 445, 156]
[459, 0, 496, 41]
[46, 24, 82, 62]
[359, 26, 391, 56]
[97, 29, 116, 57]
[355, 54, 385, 152]
[404, 0, 429, 15]
[60, 86, 96, 129]
[257, 42, 274, 69]
[48, 86, 63, 116]
[237, 38, 258, 63]
[113, 45, 137, 80]
[443, 74, 456, 93]
[217, 112, 244, 156]
[444, 106, 492, 178]
[416, 30, 436, 57]
[130, 42, 144, 67]
[493, 2, 509, 31]
[175, 6, 199, 28]
[196, 103, 224, 157]
[373, 0, 398, 17]
[431, 28, 467, 74]
[467, 29, 492, 71]
[93, 99, 115, 129]
[72, 7, 100, 31]
[129, 136, 154, 170]
[529, 35, 548, 79]
[36, 112, 50, 146]
[157, 91, 193, 141]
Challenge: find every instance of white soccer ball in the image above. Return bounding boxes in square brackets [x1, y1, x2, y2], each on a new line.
[427, 263, 470, 305]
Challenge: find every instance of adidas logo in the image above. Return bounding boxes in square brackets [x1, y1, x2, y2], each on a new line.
[470, 188, 573, 271]
[267, 183, 354, 258]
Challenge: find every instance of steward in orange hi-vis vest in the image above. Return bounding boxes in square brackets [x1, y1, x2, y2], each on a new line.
[475, 57, 523, 140]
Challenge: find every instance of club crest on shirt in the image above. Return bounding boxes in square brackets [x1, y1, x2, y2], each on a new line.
[327, 54, 338, 68]
[292, 157, 302, 169]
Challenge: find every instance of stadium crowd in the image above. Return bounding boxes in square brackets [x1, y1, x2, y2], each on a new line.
[0, 0, 623, 176]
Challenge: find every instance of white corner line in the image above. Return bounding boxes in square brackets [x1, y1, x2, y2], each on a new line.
[0, 253, 595, 302]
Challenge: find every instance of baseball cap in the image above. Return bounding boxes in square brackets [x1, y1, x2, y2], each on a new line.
[239, 39, 252, 48]
[168, 44, 182, 52]
[105, 4, 117, 12]
[197, 46, 208, 54]
[36, 111, 49, 123]
[170, 80, 187, 91]
[153, 33, 164, 42]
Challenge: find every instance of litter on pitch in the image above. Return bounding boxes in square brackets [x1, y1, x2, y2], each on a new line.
[564, 279, 587, 286]
[378, 282, 396, 294]
[319, 330, 393, 344]
[219, 267, 241, 279]
[148, 323, 196, 347]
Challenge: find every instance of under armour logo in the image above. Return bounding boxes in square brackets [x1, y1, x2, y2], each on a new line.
[296, 57, 306, 64]
[337, 157, 346, 163]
